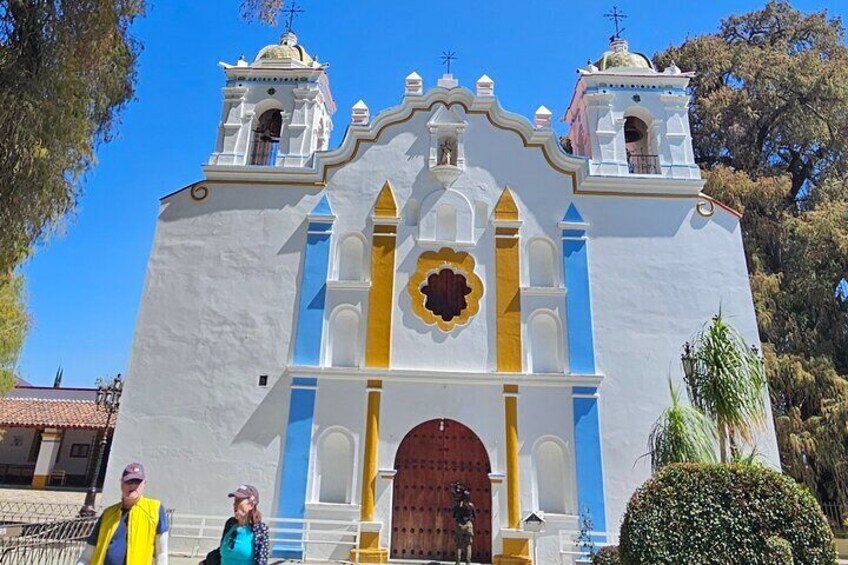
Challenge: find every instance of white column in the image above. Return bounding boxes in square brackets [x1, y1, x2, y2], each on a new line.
[32, 428, 63, 489]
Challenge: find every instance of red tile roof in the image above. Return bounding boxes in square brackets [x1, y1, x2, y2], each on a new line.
[0, 398, 116, 430]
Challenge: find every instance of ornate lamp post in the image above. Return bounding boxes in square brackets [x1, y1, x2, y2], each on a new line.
[680, 342, 699, 408]
[79, 374, 123, 517]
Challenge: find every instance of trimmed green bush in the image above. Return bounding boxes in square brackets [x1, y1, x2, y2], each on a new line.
[766, 536, 794, 564]
[591, 546, 621, 565]
[619, 463, 837, 564]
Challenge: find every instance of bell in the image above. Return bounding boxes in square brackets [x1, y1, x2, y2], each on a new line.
[624, 120, 644, 143]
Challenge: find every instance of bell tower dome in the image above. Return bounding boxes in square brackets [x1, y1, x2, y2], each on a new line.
[209, 29, 336, 168]
[564, 36, 699, 180]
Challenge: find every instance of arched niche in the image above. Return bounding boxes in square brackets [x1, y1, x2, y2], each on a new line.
[623, 106, 661, 175]
[528, 238, 558, 287]
[249, 107, 283, 166]
[336, 234, 367, 282]
[533, 438, 570, 514]
[327, 307, 361, 367]
[316, 429, 354, 504]
[418, 189, 474, 244]
[528, 311, 563, 373]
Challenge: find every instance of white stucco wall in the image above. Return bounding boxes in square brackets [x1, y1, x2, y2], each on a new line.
[108, 87, 780, 564]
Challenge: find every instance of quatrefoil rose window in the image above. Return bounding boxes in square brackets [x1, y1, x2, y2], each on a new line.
[408, 248, 483, 332]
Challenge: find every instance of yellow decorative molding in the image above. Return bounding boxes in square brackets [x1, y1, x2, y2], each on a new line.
[494, 186, 519, 221]
[373, 180, 399, 219]
[495, 187, 522, 373]
[350, 530, 389, 564]
[503, 385, 521, 529]
[407, 247, 484, 332]
[360, 382, 382, 521]
[365, 182, 399, 369]
[31, 474, 48, 490]
[494, 537, 532, 565]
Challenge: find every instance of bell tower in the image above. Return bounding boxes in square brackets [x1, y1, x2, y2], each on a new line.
[564, 36, 699, 180]
[208, 25, 336, 168]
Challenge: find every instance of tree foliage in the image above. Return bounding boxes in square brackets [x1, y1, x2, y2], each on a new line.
[619, 464, 837, 564]
[656, 1, 848, 509]
[0, 0, 144, 273]
[240, 0, 286, 25]
[647, 379, 717, 473]
[655, 1, 848, 197]
[684, 312, 766, 462]
[0, 273, 29, 394]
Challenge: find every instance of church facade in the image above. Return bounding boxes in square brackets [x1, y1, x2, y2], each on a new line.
[107, 30, 781, 565]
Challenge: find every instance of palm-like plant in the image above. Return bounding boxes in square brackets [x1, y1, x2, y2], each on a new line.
[647, 379, 717, 474]
[682, 311, 766, 463]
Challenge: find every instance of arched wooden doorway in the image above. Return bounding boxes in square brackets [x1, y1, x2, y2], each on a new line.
[391, 419, 492, 563]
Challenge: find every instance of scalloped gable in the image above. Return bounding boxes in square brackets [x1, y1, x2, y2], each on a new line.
[202, 86, 588, 188]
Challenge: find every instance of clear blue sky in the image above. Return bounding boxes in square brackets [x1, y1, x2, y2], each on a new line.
[18, 1, 847, 388]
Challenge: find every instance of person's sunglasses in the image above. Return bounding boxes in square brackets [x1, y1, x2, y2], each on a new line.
[228, 529, 237, 550]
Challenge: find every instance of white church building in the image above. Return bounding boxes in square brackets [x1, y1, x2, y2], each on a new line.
[107, 27, 780, 565]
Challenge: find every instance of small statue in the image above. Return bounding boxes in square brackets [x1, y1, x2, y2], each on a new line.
[439, 139, 454, 165]
[560, 136, 574, 155]
[450, 482, 476, 565]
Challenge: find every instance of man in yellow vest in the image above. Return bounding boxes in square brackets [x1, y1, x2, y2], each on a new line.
[77, 462, 169, 565]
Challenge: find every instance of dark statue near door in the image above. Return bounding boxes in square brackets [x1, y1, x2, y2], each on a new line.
[451, 482, 477, 565]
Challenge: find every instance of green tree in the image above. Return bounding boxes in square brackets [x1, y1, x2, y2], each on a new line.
[0, 273, 29, 395]
[646, 380, 717, 474]
[656, 1, 848, 507]
[0, 0, 145, 273]
[655, 0, 848, 198]
[684, 312, 766, 463]
[240, 0, 287, 24]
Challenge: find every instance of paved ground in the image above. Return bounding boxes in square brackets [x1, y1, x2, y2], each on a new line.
[0, 486, 87, 505]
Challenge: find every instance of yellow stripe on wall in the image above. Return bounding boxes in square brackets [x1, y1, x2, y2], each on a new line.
[365, 181, 399, 368]
[494, 187, 522, 373]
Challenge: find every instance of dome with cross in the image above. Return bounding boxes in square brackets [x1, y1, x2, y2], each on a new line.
[254, 32, 317, 67]
[593, 38, 654, 72]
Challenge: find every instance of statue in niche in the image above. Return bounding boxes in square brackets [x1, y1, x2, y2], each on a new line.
[439, 138, 455, 166]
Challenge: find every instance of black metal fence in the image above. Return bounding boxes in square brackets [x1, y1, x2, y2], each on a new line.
[823, 502, 847, 535]
[0, 517, 97, 564]
[628, 153, 661, 175]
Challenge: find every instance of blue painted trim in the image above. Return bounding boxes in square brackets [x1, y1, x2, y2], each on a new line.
[292, 231, 332, 366]
[275, 196, 335, 558]
[563, 204, 584, 224]
[561, 204, 607, 537]
[574, 394, 607, 535]
[562, 236, 595, 374]
[563, 229, 586, 239]
[292, 377, 318, 387]
[275, 385, 317, 559]
[311, 195, 334, 217]
[585, 85, 688, 95]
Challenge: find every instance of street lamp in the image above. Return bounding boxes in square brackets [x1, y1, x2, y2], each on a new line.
[680, 341, 699, 407]
[79, 374, 123, 517]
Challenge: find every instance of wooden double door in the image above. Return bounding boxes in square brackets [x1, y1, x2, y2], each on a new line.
[391, 419, 492, 563]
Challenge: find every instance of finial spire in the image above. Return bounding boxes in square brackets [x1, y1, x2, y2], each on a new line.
[441, 50, 457, 75]
[604, 5, 627, 41]
[283, 1, 304, 33]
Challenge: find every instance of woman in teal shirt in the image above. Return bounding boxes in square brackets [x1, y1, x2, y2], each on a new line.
[201, 485, 270, 565]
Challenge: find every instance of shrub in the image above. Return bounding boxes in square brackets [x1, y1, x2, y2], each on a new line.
[619, 463, 837, 564]
[766, 536, 794, 564]
[591, 546, 620, 565]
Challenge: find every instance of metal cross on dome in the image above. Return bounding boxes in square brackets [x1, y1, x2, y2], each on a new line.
[604, 5, 627, 40]
[441, 50, 457, 74]
[283, 1, 304, 33]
